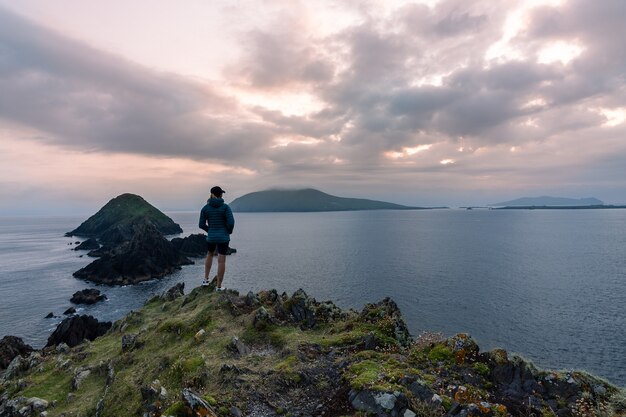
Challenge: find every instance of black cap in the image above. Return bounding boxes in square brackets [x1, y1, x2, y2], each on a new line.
[211, 186, 225, 195]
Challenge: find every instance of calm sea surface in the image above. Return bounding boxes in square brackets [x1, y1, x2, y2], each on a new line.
[0, 210, 624, 386]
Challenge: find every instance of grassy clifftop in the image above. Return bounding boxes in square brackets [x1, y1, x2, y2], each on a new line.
[1, 284, 624, 417]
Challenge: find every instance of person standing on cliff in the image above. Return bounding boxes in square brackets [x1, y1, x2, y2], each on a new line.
[199, 186, 235, 290]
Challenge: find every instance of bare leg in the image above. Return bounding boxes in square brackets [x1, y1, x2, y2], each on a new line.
[216, 254, 226, 288]
[204, 251, 214, 281]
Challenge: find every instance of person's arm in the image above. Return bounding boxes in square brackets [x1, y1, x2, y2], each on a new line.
[199, 208, 209, 232]
[225, 205, 235, 234]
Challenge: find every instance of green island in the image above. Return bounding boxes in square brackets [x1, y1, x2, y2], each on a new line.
[228, 189, 435, 212]
[1, 282, 624, 417]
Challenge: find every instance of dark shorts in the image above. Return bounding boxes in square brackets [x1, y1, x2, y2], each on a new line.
[207, 241, 229, 255]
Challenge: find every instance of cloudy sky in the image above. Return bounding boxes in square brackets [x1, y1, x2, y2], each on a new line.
[1, 0, 625, 214]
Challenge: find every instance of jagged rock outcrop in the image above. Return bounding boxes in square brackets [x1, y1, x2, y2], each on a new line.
[170, 233, 237, 257]
[360, 297, 412, 347]
[0, 336, 33, 370]
[66, 193, 182, 245]
[170, 234, 207, 258]
[63, 307, 77, 315]
[181, 388, 218, 416]
[73, 221, 192, 285]
[73, 238, 100, 251]
[70, 288, 107, 304]
[349, 390, 410, 416]
[163, 282, 185, 301]
[45, 315, 112, 347]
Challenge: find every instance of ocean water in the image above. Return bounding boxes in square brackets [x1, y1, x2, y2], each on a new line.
[0, 210, 624, 386]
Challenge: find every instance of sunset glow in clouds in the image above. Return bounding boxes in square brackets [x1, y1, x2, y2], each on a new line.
[1, 0, 626, 213]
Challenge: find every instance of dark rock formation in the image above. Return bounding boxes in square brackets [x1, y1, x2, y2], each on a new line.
[87, 246, 111, 258]
[46, 315, 112, 348]
[70, 288, 107, 304]
[121, 334, 138, 352]
[253, 306, 275, 330]
[66, 193, 182, 245]
[163, 282, 185, 301]
[286, 289, 317, 329]
[73, 238, 100, 251]
[181, 388, 218, 416]
[141, 380, 168, 417]
[73, 221, 192, 285]
[64, 307, 77, 315]
[0, 336, 33, 370]
[360, 297, 412, 347]
[349, 390, 409, 416]
[45, 312, 55, 318]
[170, 233, 207, 257]
[170, 233, 237, 257]
[228, 336, 250, 357]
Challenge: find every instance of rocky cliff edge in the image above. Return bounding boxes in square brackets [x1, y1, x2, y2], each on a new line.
[1, 284, 624, 417]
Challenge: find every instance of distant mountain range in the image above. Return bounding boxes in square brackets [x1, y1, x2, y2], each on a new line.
[229, 188, 425, 212]
[491, 196, 604, 207]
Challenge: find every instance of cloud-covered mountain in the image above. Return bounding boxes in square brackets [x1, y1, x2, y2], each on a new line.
[229, 189, 422, 212]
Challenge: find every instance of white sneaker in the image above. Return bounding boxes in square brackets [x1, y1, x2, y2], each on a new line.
[201, 280, 209, 287]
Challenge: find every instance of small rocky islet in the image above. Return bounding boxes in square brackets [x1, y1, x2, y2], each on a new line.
[67, 193, 229, 286]
[0, 284, 624, 417]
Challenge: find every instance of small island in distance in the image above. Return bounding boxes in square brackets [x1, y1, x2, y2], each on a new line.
[488, 196, 626, 210]
[229, 188, 442, 212]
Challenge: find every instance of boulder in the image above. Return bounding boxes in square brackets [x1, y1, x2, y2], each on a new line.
[141, 380, 168, 417]
[72, 368, 91, 390]
[360, 298, 412, 347]
[349, 389, 409, 416]
[73, 220, 192, 285]
[228, 336, 250, 357]
[163, 282, 185, 301]
[4, 355, 27, 379]
[27, 397, 48, 412]
[407, 380, 434, 403]
[70, 289, 107, 305]
[253, 307, 274, 330]
[74, 238, 100, 251]
[181, 388, 218, 417]
[257, 289, 279, 305]
[56, 343, 70, 354]
[245, 291, 260, 307]
[194, 329, 206, 342]
[360, 333, 379, 351]
[0, 336, 33, 370]
[121, 334, 138, 352]
[45, 312, 55, 319]
[286, 289, 316, 329]
[46, 315, 112, 348]
[63, 307, 77, 315]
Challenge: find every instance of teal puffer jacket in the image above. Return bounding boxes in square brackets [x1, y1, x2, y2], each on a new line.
[199, 198, 235, 243]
